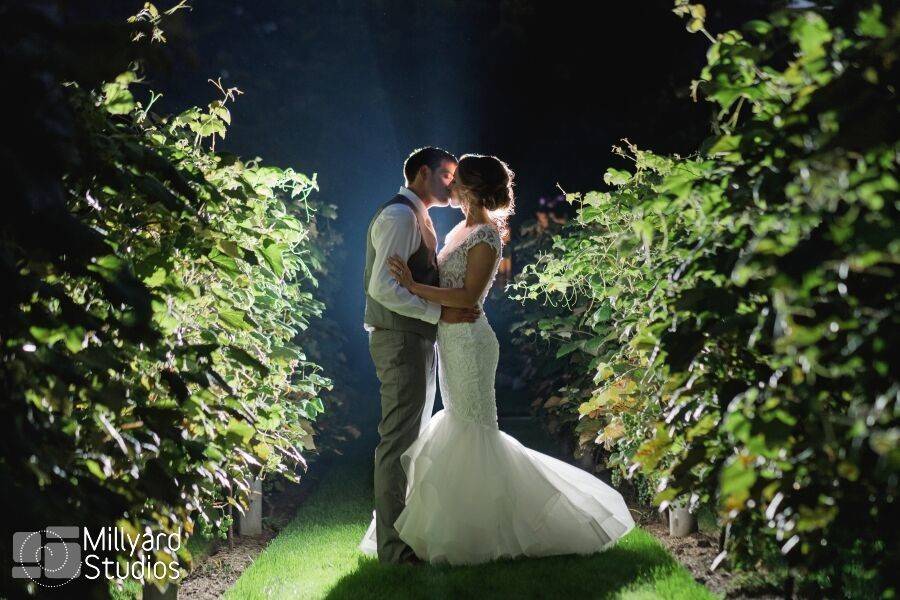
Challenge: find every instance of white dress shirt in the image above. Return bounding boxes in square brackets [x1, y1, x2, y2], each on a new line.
[364, 187, 442, 330]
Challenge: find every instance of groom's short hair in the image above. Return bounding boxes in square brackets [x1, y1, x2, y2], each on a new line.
[404, 147, 457, 184]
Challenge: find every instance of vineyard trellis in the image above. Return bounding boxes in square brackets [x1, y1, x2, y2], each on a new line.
[512, 1, 897, 596]
[2, 4, 338, 596]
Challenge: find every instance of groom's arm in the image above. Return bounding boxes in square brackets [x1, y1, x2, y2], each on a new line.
[368, 205, 442, 324]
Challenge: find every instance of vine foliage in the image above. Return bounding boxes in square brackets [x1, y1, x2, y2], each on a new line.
[513, 1, 897, 594]
[1, 4, 334, 596]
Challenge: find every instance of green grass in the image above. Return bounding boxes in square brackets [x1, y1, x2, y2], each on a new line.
[226, 432, 716, 600]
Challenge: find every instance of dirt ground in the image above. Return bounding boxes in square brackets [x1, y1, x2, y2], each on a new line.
[176, 467, 325, 600]
[639, 511, 783, 600]
[176, 534, 274, 600]
[643, 518, 733, 598]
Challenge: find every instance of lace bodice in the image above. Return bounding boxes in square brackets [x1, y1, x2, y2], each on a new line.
[435, 221, 503, 428]
[437, 223, 502, 305]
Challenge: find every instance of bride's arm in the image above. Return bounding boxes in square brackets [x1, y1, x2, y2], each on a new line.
[387, 243, 497, 309]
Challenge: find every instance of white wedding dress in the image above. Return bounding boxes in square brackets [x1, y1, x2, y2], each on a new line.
[359, 222, 634, 565]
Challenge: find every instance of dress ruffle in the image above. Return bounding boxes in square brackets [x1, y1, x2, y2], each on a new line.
[359, 408, 635, 565]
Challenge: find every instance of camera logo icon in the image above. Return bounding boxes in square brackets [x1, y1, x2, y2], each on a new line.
[12, 527, 81, 587]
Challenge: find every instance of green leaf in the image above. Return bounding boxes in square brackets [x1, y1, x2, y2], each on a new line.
[218, 240, 242, 258]
[103, 81, 135, 115]
[590, 304, 613, 325]
[219, 309, 252, 331]
[226, 418, 255, 443]
[209, 250, 241, 275]
[743, 19, 773, 35]
[227, 346, 270, 375]
[857, 4, 887, 38]
[270, 345, 305, 361]
[791, 12, 831, 62]
[85, 459, 106, 480]
[556, 340, 583, 358]
[603, 168, 632, 187]
[260, 243, 287, 278]
[143, 267, 167, 288]
[721, 457, 757, 498]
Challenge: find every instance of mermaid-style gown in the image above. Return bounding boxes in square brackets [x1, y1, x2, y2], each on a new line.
[359, 223, 634, 565]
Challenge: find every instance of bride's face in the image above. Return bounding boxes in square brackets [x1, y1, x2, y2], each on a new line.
[448, 177, 470, 212]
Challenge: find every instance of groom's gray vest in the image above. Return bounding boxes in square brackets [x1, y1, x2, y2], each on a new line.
[364, 195, 440, 341]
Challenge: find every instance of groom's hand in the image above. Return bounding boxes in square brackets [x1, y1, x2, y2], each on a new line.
[440, 306, 480, 323]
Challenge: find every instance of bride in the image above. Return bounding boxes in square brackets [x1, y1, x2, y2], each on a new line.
[359, 154, 634, 565]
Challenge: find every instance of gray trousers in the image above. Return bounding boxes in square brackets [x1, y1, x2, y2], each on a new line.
[369, 329, 436, 563]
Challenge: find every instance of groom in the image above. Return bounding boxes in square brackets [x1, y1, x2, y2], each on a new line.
[363, 146, 479, 564]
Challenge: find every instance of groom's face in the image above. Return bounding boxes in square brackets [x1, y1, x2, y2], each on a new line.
[425, 160, 457, 207]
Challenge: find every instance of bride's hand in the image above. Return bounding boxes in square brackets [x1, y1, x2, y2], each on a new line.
[387, 255, 415, 289]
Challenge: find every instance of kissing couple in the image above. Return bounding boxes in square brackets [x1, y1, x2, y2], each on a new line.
[359, 147, 634, 565]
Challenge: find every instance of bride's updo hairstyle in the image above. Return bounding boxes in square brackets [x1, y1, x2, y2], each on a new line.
[455, 154, 516, 242]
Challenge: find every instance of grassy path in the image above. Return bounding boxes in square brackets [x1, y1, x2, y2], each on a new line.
[226, 422, 715, 600]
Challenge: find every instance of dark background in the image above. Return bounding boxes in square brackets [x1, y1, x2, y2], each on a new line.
[72, 0, 769, 409]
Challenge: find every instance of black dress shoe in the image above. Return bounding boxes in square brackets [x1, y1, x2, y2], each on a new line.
[399, 554, 424, 566]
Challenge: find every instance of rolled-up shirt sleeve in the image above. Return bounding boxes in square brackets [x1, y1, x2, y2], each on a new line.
[367, 205, 442, 324]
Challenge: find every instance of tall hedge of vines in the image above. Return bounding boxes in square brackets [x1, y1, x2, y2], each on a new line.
[1, 4, 334, 596]
[513, 1, 897, 595]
